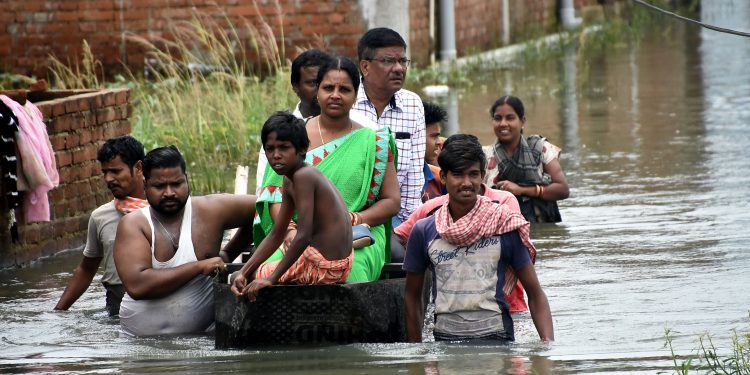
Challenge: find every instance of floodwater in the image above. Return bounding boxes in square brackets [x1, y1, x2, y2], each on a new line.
[2, 3, 750, 374]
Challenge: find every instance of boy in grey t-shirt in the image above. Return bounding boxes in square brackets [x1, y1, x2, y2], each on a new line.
[403, 135, 553, 342]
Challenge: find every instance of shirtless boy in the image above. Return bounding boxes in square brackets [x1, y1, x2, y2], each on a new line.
[231, 111, 353, 301]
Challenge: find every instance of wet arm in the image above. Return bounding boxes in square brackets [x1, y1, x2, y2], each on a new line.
[54, 256, 101, 310]
[516, 264, 554, 341]
[404, 271, 426, 342]
[357, 159, 400, 226]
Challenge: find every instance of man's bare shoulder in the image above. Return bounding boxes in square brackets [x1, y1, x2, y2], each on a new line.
[192, 194, 256, 225]
[119, 207, 147, 228]
[194, 193, 255, 207]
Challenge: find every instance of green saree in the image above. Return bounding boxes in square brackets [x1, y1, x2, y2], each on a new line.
[253, 127, 396, 282]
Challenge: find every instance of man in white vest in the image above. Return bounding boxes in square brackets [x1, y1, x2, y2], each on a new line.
[114, 145, 256, 336]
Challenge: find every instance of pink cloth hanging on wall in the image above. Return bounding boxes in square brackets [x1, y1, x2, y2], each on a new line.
[0, 95, 59, 222]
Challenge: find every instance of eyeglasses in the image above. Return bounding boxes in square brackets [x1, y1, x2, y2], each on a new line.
[367, 57, 411, 68]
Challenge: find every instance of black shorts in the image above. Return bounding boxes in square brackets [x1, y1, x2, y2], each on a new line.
[103, 283, 125, 317]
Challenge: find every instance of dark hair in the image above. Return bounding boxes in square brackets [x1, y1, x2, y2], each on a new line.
[261, 111, 310, 153]
[143, 145, 186, 180]
[423, 101, 447, 126]
[357, 27, 407, 61]
[97, 135, 145, 170]
[316, 56, 360, 93]
[490, 95, 525, 119]
[437, 134, 486, 174]
[290, 49, 332, 86]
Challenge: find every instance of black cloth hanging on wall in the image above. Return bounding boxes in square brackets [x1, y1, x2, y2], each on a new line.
[0, 100, 20, 242]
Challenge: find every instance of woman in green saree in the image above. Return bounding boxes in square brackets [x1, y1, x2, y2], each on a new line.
[254, 56, 400, 282]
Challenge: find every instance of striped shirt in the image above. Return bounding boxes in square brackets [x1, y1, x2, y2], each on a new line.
[352, 85, 426, 221]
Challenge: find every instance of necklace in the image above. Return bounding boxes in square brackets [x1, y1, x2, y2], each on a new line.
[152, 212, 181, 250]
[317, 118, 326, 145]
[317, 117, 353, 145]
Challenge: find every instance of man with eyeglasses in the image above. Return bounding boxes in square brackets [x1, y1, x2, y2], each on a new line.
[352, 28, 426, 262]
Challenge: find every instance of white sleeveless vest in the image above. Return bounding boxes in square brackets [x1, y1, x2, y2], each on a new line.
[120, 197, 215, 336]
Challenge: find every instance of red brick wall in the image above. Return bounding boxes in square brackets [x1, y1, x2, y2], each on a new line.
[0, 88, 131, 269]
[3, 0, 624, 77]
[409, 0, 431, 67]
[453, 0, 606, 55]
[406, 0, 616, 62]
[1, 0, 367, 78]
[455, 0, 505, 55]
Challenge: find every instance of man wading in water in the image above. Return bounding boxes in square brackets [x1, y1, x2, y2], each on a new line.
[403, 135, 554, 342]
[114, 146, 256, 336]
[55, 136, 148, 316]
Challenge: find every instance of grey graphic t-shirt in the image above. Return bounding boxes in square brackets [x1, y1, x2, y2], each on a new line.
[403, 215, 531, 338]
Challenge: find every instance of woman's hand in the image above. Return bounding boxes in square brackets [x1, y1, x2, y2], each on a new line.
[495, 179, 521, 196]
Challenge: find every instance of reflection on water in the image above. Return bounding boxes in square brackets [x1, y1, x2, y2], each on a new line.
[3, 3, 750, 373]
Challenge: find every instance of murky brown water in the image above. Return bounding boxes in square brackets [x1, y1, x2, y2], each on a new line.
[3, 3, 750, 373]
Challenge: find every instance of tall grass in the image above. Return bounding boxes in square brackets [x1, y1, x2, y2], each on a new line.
[664, 319, 750, 374]
[48, 6, 297, 194]
[47, 40, 104, 90]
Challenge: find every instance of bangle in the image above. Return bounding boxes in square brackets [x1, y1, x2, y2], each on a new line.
[539, 185, 545, 198]
[534, 185, 541, 198]
[353, 212, 362, 225]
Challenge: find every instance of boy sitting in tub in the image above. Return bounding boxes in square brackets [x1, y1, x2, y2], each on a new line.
[231, 111, 354, 300]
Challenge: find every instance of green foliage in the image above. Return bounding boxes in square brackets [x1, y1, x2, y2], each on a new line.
[664, 327, 694, 374]
[664, 316, 750, 374]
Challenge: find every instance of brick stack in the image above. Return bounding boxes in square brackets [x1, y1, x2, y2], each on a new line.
[0, 88, 131, 269]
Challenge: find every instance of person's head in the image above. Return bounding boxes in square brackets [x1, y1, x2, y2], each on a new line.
[438, 134, 487, 207]
[261, 111, 309, 175]
[490, 95, 526, 145]
[423, 101, 447, 165]
[357, 27, 409, 96]
[316, 56, 360, 120]
[290, 49, 332, 116]
[97, 135, 146, 199]
[142, 145, 189, 215]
